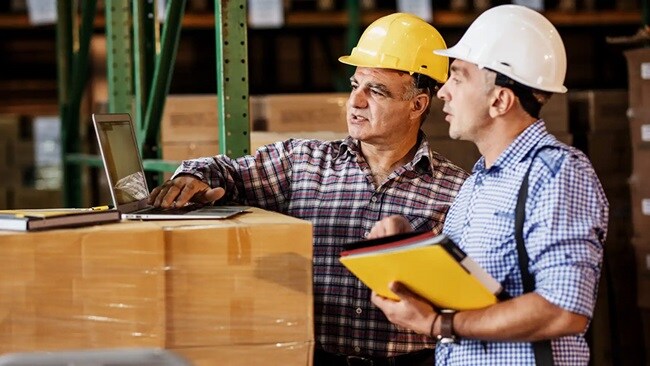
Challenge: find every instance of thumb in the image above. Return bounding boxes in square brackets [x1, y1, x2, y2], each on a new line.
[203, 187, 226, 203]
[389, 281, 417, 301]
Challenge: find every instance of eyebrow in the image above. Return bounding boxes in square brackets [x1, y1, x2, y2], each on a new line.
[349, 77, 394, 98]
[450, 65, 469, 78]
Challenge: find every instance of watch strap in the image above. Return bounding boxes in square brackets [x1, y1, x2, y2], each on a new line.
[437, 311, 457, 344]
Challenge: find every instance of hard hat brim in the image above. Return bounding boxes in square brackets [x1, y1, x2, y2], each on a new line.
[434, 48, 567, 94]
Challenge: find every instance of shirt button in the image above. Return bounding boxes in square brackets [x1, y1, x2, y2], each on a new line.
[356, 307, 362, 315]
[354, 347, 361, 353]
[371, 196, 378, 203]
[364, 231, 370, 238]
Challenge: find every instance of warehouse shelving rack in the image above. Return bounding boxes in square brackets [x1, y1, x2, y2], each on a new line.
[57, 0, 252, 207]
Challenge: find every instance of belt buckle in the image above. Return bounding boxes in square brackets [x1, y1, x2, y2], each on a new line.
[346, 355, 374, 366]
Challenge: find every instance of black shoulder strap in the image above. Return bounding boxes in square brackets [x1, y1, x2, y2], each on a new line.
[515, 153, 554, 366]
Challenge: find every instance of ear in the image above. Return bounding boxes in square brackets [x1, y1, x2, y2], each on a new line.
[410, 93, 430, 120]
[489, 87, 516, 118]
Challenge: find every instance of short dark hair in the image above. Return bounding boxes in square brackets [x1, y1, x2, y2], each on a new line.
[492, 72, 551, 119]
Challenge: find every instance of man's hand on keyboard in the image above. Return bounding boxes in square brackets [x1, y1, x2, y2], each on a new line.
[148, 174, 225, 208]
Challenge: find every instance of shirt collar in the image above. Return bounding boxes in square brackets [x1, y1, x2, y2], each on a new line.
[473, 119, 548, 173]
[336, 131, 433, 171]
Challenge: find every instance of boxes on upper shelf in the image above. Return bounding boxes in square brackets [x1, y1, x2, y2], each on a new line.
[629, 174, 650, 239]
[262, 93, 349, 133]
[625, 47, 650, 109]
[569, 89, 628, 132]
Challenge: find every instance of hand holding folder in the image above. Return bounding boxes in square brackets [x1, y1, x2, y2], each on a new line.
[339, 231, 505, 311]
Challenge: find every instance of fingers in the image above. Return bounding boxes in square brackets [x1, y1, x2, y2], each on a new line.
[369, 215, 413, 238]
[203, 187, 226, 203]
[389, 281, 431, 305]
[149, 175, 220, 208]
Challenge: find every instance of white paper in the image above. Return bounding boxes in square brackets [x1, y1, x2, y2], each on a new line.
[26, 0, 57, 25]
[643, 199, 650, 216]
[397, 0, 432, 22]
[642, 62, 650, 80]
[641, 124, 650, 142]
[33, 116, 61, 166]
[249, 0, 284, 29]
[157, 0, 167, 22]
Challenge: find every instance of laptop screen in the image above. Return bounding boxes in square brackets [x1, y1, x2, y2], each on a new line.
[94, 116, 149, 206]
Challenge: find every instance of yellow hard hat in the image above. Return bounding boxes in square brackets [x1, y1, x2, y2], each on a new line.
[339, 13, 448, 83]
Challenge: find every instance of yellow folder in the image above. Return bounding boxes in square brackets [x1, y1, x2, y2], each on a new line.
[339, 232, 503, 311]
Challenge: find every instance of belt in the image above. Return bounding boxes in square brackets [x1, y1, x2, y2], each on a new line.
[313, 348, 434, 366]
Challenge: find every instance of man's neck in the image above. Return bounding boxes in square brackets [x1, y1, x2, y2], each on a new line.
[360, 136, 419, 186]
[477, 114, 537, 168]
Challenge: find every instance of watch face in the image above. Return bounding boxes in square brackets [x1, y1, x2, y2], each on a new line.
[437, 336, 457, 344]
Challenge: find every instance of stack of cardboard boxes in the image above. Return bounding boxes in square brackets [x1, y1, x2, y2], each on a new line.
[625, 47, 650, 362]
[567, 88, 642, 365]
[0, 208, 314, 366]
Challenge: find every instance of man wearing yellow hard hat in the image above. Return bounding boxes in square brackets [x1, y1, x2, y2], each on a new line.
[148, 13, 468, 366]
[371, 5, 608, 366]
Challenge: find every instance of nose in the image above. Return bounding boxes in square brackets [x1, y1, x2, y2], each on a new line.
[437, 82, 450, 101]
[349, 88, 368, 109]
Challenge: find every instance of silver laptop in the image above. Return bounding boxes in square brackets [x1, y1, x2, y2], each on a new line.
[92, 113, 249, 220]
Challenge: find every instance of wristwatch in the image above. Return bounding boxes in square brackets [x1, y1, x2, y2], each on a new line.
[436, 311, 457, 344]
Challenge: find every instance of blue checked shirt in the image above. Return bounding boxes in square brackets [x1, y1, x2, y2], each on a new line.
[439, 121, 608, 366]
[174, 133, 469, 357]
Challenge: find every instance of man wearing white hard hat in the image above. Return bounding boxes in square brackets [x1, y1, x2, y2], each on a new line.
[149, 13, 469, 366]
[370, 5, 608, 365]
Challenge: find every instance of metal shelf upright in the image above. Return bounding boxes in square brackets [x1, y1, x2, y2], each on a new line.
[57, 0, 251, 207]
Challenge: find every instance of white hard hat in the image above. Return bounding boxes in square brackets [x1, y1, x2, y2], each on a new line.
[435, 5, 567, 93]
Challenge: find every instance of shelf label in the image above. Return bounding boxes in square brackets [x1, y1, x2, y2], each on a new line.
[26, 0, 56, 25]
[249, 0, 284, 29]
[642, 62, 650, 80]
[642, 124, 650, 142]
[512, 0, 544, 11]
[643, 199, 650, 216]
[397, 0, 432, 22]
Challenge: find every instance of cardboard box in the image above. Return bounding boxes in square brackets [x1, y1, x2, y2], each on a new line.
[160, 95, 261, 144]
[162, 141, 220, 163]
[263, 93, 348, 133]
[0, 209, 314, 366]
[624, 47, 650, 108]
[0, 221, 166, 352]
[161, 95, 220, 143]
[630, 174, 650, 238]
[628, 107, 650, 149]
[569, 89, 628, 132]
[160, 209, 313, 347]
